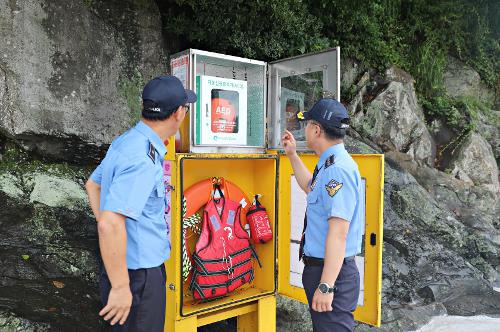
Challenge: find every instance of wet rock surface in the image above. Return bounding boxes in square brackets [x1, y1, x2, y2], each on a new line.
[0, 147, 103, 331]
[349, 67, 435, 166]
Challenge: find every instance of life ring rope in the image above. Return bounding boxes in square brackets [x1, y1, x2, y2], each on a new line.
[182, 197, 202, 280]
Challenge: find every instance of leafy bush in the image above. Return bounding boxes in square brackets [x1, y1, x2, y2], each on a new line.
[421, 95, 489, 133]
[310, 0, 498, 93]
[159, 0, 498, 105]
[160, 0, 329, 61]
[308, 0, 410, 70]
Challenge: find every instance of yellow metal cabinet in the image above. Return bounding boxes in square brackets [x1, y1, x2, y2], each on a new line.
[162, 48, 384, 331]
[163, 153, 383, 330]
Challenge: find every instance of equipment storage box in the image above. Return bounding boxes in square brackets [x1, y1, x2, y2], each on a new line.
[178, 155, 277, 316]
[163, 48, 384, 331]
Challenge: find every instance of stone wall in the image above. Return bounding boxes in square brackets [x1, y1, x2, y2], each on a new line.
[0, 0, 166, 164]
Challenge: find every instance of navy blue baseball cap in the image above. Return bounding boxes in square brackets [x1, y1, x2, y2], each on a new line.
[142, 75, 197, 114]
[297, 98, 350, 129]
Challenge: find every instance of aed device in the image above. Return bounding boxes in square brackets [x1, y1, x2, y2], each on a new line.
[165, 48, 384, 331]
[211, 89, 239, 133]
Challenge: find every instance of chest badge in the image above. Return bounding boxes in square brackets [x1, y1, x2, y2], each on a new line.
[325, 179, 343, 197]
[148, 142, 156, 163]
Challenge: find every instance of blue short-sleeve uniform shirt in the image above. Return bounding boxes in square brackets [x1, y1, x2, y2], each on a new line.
[90, 121, 170, 269]
[303, 143, 363, 258]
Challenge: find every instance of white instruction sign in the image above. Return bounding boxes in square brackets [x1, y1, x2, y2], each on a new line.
[197, 75, 247, 146]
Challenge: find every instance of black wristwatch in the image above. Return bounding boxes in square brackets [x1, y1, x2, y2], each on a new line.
[318, 282, 337, 294]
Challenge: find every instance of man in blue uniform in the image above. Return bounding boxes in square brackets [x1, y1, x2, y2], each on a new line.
[282, 98, 363, 332]
[85, 76, 196, 331]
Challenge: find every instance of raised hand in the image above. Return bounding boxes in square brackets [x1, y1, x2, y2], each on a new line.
[282, 130, 297, 157]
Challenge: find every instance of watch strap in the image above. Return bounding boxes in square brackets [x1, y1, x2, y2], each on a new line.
[318, 282, 337, 294]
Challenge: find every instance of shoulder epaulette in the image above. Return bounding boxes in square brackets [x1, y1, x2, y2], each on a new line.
[324, 155, 335, 168]
[148, 142, 156, 163]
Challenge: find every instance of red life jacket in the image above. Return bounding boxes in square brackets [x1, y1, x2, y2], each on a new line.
[190, 194, 261, 300]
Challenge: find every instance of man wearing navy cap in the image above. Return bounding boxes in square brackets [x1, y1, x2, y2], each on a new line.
[282, 98, 363, 332]
[85, 76, 197, 331]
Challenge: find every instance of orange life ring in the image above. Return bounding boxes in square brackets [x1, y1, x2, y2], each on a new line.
[181, 177, 251, 283]
[183, 177, 250, 217]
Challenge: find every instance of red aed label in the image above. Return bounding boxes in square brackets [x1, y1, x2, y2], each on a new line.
[211, 97, 237, 133]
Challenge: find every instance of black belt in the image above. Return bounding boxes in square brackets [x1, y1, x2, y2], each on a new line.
[302, 255, 355, 266]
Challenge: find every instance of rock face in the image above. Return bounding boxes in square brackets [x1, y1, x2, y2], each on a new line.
[476, 110, 500, 164]
[275, 61, 499, 331]
[381, 160, 499, 308]
[277, 140, 500, 332]
[340, 58, 368, 101]
[0, 147, 103, 331]
[443, 57, 496, 105]
[349, 67, 436, 166]
[448, 133, 499, 191]
[0, 0, 166, 164]
[0, 311, 49, 332]
[277, 296, 312, 332]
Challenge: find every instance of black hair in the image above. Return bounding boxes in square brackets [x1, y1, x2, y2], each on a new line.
[311, 120, 347, 140]
[141, 100, 177, 121]
[323, 126, 346, 140]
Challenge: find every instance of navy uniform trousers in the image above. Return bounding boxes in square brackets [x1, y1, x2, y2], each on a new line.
[302, 258, 360, 332]
[100, 264, 166, 332]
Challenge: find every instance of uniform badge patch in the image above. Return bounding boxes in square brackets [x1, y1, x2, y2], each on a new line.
[325, 155, 335, 168]
[148, 142, 156, 163]
[325, 179, 343, 197]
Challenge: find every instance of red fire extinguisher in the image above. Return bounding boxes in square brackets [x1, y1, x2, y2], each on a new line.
[246, 195, 273, 244]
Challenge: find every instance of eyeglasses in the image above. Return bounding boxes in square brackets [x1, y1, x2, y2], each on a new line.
[307, 120, 324, 133]
[183, 104, 190, 112]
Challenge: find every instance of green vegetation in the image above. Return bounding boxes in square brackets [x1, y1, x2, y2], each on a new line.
[164, 0, 498, 88]
[162, 0, 328, 59]
[422, 95, 485, 132]
[82, 0, 93, 8]
[0, 143, 88, 180]
[163, 0, 498, 127]
[118, 69, 145, 126]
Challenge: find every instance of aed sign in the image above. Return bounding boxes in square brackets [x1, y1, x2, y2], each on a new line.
[196, 75, 248, 146]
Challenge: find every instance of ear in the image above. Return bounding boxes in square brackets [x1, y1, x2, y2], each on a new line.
[173, 105, 184, 121]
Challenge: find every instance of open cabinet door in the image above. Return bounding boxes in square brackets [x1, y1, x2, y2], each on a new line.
[277, 153, 384, 327]
[268, 47, 340, 150]
[276, 153, 317, 304]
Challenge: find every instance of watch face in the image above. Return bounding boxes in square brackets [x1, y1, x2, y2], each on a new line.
[318, 283, 329, 294]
